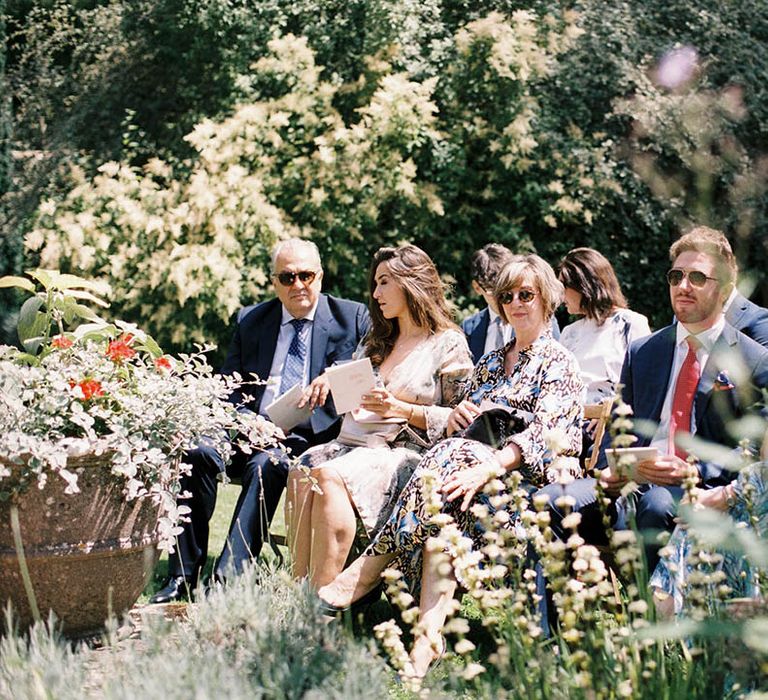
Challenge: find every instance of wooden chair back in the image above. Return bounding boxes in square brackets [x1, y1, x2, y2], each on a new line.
[583, 399, 614, 472]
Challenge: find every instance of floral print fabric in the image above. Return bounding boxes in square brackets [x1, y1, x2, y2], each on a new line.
[364, 330, 584, 594]
[651, 461, 768, 614]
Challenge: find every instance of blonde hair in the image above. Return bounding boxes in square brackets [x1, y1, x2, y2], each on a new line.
[669, 226, 736, 291]
[495, 254, 563, 323]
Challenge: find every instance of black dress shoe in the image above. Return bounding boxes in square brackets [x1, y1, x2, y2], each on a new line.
[149, 575, 196, 604]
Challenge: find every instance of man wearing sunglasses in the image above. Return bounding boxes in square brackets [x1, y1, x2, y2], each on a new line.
[538, 225, 768, 576]
[151, 238, 369, 603]
[462, 244, 560, 364]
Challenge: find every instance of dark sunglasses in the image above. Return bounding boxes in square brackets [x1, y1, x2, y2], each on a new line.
[499, 289, 537, 305]
[666, 268, 718, 288]
[274, 270, 318, 287]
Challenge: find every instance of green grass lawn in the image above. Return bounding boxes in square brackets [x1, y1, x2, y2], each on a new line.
[142, 485, 287, 599]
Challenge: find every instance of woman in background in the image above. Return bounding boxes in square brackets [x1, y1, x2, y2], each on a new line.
[558, 247, 651, 404]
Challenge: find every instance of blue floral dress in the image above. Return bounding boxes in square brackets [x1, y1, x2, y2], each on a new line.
[364, 330, 584, 594]
[650, 461, 768, 614]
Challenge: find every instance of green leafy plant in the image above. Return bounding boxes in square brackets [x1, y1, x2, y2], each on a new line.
[0, 269, 282, 549]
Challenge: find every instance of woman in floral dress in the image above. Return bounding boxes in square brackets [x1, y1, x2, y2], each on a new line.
[318, 254, 584, 678]
[651, 456, 768, 616]
[286, 244, 473, 589]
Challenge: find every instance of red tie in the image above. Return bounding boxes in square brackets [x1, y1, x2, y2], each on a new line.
[670, 336, 702, 459]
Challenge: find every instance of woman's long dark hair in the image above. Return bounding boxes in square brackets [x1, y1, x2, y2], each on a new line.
[364, 244, 458, 366]
[557, 247, 627, 325]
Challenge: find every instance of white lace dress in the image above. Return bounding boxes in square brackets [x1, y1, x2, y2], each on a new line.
[296, 328, 473, 539]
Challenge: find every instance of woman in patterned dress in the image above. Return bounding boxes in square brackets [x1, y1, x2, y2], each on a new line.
[286, 244, 473, 589]
[651, 452, 768, 617]
[317, 254, 584, 678]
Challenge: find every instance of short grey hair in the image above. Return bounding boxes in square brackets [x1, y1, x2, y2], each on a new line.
[270, 238, 322, 273]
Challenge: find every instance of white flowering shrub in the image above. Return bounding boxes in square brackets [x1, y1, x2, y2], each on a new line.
[23, 11, 631, 351]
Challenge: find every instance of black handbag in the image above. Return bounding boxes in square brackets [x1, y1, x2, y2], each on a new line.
[458, 407, 530, 448]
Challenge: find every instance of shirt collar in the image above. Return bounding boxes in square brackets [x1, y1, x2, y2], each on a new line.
[675, 314, 725, 352]
[281, 300, 318, 325]
[487, 306, 504, 325]
[509, 324, 554, 357]
[723, 287, 738, 313]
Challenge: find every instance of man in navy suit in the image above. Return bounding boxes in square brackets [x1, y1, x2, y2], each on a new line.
[538, 226, 768, 571]
[462, 244, 559, 363]
[725, 288, 768, 347]
[151, 238, 369, 602]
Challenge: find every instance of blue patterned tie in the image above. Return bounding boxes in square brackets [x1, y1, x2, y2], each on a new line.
[280, 319, 309, 395]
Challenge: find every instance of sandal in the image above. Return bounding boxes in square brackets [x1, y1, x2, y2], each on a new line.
[315, 582, 384, 617]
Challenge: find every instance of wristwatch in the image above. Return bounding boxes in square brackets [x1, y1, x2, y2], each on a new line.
[723, 483, 737, 509]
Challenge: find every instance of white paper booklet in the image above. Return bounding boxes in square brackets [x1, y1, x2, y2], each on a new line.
[265, 384, 312, 432]
[326, 357, 376, 414]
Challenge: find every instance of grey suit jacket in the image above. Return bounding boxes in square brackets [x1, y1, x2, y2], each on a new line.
[726, 292, 768, 348]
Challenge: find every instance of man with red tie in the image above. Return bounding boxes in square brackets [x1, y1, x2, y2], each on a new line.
[538, 227, 768, 570]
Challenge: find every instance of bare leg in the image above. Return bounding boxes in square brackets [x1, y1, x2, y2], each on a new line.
[286, 469, 315, 579]
[308, 468, 358, 587]
[408, 543, 457, 679]
[317, 551, 395, 607]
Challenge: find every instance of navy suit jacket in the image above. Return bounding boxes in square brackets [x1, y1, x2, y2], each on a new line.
[596, 322, 768, 487]
[726, 292, 768, 348]
[220, 294, 369, 435]
[461, 307, 561, 364]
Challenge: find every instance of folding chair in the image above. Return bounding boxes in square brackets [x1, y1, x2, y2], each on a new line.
[583, 399, 622, 603]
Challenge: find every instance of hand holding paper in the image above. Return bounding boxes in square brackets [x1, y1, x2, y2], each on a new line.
[359, 386, 404, 419]
[325, 357, 376, 414]
[265, 384, 312, 432]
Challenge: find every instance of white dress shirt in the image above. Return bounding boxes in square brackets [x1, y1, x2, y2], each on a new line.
[649, 315, 726, 455]
[258, 302, 318, 415]
[484, 307, 513, 356]
[559, 309, 651, 403]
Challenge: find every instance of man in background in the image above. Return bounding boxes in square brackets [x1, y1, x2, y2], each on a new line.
[462, 243, 559, 364]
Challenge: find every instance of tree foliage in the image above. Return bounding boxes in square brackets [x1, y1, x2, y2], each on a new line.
[3, 0, 768, 351]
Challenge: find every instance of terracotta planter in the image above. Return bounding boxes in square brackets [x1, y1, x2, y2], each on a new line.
[0, 453, 161, 637]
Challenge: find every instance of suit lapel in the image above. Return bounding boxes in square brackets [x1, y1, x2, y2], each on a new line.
[470, 309, 490, 362]
[647, 326, 677, 423]
[694, 325, 737, 422]
[256, 301, 281, 382]
[310, 295, 331, 380]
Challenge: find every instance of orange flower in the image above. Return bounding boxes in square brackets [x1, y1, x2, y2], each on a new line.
[106, 333, 136, 363]
[51, 335, 73, 349]
[154, 356, 172, 371]
[70, 378, 105, 401]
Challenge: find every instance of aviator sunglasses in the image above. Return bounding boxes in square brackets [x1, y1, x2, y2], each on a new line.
[666, 268, 718, 288]
[499, 289, 537, 305]
[274, 270, 318, 287]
